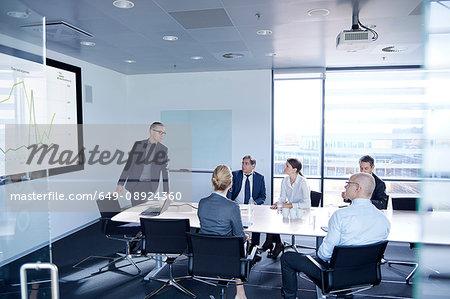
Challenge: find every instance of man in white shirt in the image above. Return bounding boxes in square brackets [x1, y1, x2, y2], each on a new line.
[281, 172, 391, 299]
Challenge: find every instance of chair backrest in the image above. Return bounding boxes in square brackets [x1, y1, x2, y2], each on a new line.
[310, 191, 323, 207]
[325, 241, 388, 293]
[391, 197, 418, 211]
[140, 218, 190, 255]
[96, 197, 121, 219]
[187, 233, 246, 280]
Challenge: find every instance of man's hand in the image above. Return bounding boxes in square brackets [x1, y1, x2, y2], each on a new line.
[282, 202, 293, 209]
[270, 202, 278, 209]
[115, 185, 123, 195]
[245, 232, 250, 241]
[341, 191, 346, 199]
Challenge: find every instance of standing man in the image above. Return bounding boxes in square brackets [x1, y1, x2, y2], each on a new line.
[342, 155, 388, 209]
[116, 122, 169, 206]
[227, 155, 266, 250]
[281, 172, 391, 299]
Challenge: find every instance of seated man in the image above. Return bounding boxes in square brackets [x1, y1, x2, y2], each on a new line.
[227, 155, 266, 251]
[342, 155, 388, 209]
[281, 172, 391, 299]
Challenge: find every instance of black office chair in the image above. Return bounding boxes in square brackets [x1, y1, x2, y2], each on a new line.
[387, 197, 421, 284]
[140, 218, 195, 298]
[311, 190, 323, 208]
[94, 197, 142, 273]
[186, 233, 257, 299]
[304, 241, 388, 298]
[283, 191, 323, 253]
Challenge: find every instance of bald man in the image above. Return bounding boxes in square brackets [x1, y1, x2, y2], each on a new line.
[281, 173, 391, 299]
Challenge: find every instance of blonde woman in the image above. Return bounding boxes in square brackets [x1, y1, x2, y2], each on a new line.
[198, 165, 249, 299]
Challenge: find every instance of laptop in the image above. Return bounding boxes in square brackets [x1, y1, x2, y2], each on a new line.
[140, 198, 171, 216]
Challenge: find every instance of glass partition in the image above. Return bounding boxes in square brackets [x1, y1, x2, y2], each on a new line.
[0, 3, 51, 297]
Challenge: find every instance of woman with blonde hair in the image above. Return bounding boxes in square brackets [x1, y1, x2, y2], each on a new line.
[198, 164, 249, 299]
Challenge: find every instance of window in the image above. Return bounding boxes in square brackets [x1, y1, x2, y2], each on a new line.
[273, 69, 426, 206]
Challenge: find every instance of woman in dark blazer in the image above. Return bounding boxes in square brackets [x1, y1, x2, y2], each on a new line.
[198, 165, 249, 299]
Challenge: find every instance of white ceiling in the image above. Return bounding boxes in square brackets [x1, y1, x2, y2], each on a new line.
[1, 0, 423, 74]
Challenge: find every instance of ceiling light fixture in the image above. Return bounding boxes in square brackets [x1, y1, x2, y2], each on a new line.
[191, 56, 204, 60]
[307, 8, 330, 17]
[163, 35, 178, 41]
[124, 59, 136, 63]
[80, 41, 95, 46]
[7, 11, 30, 18]
[256, 29, 272, 36]
[113, 0, 134, 9]
[265, 52, 276, 57]
[222, 53, 244, 59]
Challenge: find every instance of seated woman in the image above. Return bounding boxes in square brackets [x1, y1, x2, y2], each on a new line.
[198, 164, 249, 299]
[260, 158, 311, 258]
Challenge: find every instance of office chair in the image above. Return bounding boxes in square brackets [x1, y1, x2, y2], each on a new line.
[387, 197, 420, 284]
[283, 191, 323, 253]
[304, 240, 388, 298]
[95, 197, 143, 274]
[140, 218, 195, 298]
[187, 233, 257, 299]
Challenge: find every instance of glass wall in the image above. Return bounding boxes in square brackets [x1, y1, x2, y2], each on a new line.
[273, 69, 426, 206]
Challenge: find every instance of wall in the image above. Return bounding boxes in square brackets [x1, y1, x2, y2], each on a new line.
[125, 70, 273, 201]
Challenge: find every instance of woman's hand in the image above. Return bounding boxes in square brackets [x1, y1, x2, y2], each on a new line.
[282, 202, 293, 209]
[270, 202, 278, 209]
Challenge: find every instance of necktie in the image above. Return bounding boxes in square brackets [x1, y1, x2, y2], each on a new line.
[244, 174, 251, 204]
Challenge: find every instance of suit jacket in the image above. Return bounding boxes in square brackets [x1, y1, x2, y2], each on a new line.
[371, 173, 388, 210]
[227, 170, 266, 205]
[118, 139, 169, 193]
[198, 193, 246, 241]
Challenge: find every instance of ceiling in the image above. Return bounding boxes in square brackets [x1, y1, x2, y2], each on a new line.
[1, 0, 423, 75]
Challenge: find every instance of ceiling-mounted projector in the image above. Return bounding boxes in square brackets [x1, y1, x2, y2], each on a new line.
[336, 29, 372, 51]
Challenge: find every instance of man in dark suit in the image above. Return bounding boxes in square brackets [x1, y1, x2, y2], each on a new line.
[342, 155, 388, 209]
[115, 122, 169, 206]
[227, 155, 266, 250]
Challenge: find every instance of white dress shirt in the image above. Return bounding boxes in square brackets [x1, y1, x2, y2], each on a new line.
[235, 172, 253, 204]
[317, 198, 391, 262]
[278, 175, 311, 208]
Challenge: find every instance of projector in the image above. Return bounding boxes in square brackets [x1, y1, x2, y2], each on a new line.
[336, 29, 372, 51]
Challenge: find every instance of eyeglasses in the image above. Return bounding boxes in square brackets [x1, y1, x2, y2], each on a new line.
[152, 129, 166, 135]
[345, 181, 359, 187]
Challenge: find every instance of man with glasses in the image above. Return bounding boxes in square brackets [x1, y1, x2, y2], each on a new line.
[342, 155, 388, 209]
[115, 122, 169, 206]
[281, 173, 390, 299]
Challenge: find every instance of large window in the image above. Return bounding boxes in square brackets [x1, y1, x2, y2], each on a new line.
[274, 69, 426, 206]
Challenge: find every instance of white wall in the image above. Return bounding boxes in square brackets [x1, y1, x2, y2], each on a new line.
[125, 70, 273, 201]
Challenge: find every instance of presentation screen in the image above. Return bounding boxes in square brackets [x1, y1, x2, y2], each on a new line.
[0, 44, 83, 183]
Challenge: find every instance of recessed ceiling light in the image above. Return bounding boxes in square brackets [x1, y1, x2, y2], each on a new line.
[265, 52, 276, 57]
[80, 41, 95, 46]
[113, 0, 134, 9]
[7, 11, 30, 18]
[256, 29, 273, 36]
[307, 8, 330, 17]
[163, 35, 178, 41]
[124, 59, 136, 63]
[222, 53, 244, 59]
[191, 56, 204, 60]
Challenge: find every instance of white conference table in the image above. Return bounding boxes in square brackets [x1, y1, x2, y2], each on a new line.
[111, 201, 450, 246]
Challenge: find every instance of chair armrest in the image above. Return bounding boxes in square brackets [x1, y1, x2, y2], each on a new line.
[246, 245, 258, 262]
[306, 255, 327, 271]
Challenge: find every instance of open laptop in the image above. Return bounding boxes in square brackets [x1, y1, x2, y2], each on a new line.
[140, 198, 171, 216]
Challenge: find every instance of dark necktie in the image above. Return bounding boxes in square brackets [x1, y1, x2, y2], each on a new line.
[244, 174, 251, 204]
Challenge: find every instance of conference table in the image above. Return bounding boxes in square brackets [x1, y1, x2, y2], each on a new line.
[111, 200, 450, 245]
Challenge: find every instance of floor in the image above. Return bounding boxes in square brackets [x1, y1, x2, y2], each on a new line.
[0, 222, 416, 299]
